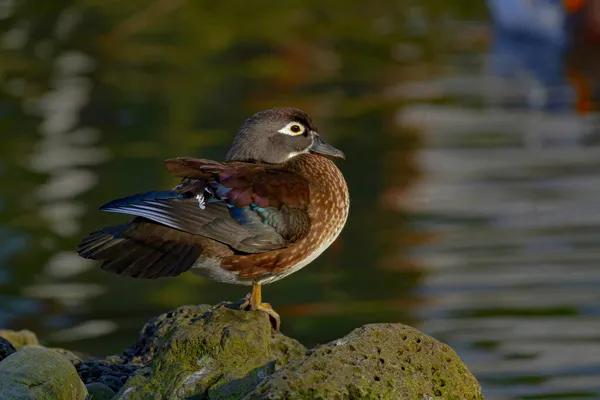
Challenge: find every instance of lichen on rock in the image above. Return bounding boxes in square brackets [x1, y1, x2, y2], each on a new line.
[247, 323, 484, 400]
[0, 329, 87, 364]
[0, 304, 484, 399]
[0, 347, 88, 400]
[77, 305, 215, 392]
[122, 304, 214, 365]
[113, 304, 306, 400]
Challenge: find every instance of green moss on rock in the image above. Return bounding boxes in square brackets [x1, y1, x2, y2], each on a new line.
[77, 306, 215, 392]
[113, 304, 305, 400]
[247, 323, 484, 400]
[1, 305, 483, 399]
[0, 347, 88, 400]
[0, 329, 86, 365]
[122, 304, 213, 365]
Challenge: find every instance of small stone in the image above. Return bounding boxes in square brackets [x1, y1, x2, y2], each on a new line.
[86, 382, 116, 400]
[0, 347, 88, 399]
[0, 336, 16, 362]
[77, 361, 141, 393]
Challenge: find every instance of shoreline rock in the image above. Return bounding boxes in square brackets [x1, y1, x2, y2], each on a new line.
[0, 347, 88, 399]
[0, 304, 484, 399]
[248, 323, 482, 399]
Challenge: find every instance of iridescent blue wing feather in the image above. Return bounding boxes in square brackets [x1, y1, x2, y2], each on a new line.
[94, 159, 311, 254]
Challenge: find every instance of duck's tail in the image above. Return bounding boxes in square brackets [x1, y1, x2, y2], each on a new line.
[77, 219, 202, 279]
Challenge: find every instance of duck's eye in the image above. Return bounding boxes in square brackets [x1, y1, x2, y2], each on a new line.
[278, 122, 305, 136]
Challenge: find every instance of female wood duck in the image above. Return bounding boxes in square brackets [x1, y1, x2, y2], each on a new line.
[77, 108, 349, 330]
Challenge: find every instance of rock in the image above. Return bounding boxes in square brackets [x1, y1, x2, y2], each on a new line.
[86, 382, 115, 400]
[0, 304, 482, 398]
[0, 347, 88, 400]
[0, 336, 16, 362]
[122, 304, 214, 365]
[77, 305, 214, 392]
[16, 344, 87, 365]
[77, 359, 141, 393]
[0, 329, 39, 349]
[247, 323, 484, 400]
[113, 304, 305, 399]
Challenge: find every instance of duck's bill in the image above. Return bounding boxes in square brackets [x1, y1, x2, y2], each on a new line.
[309, 134, 345, 159]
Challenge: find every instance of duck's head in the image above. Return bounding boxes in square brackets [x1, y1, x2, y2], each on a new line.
[225, 108, 345, 164]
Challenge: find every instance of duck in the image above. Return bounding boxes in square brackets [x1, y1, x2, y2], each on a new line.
[77, 108, 349, 330]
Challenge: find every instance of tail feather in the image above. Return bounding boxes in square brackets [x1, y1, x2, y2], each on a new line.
[78, 226, 117, 249]
[77, 219, 202, 279]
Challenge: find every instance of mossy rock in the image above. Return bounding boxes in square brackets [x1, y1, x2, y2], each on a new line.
[77, 305, 214, 392]
[0, 336, 16, 362]
[248, 323, 484, 400]
[0, 305, 484, 399]
[113, 304, 305, 400]
[0, 329, 39, 349]
[122, 304, 214, 365]
[0, 347, 88, 400]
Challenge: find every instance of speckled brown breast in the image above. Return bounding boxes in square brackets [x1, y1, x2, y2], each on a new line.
[220, 154, 349, 284]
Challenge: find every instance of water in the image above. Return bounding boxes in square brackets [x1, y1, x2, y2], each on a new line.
[1, 2, 600, 399]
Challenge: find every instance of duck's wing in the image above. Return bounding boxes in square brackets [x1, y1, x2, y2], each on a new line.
[77, 219, 206, 279]
[94, 158, 311, 254]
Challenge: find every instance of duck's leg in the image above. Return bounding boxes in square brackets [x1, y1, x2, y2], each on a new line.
[240, 283, 280, 330]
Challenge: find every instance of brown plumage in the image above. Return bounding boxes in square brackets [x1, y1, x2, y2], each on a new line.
[219, 154, 348, 282]
[77, 108, 349, 329]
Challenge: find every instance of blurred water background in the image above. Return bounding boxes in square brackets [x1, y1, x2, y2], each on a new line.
[1, 1, 600, 399]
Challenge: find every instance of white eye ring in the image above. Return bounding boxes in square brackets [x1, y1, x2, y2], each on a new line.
[278, 121, 305, 136]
